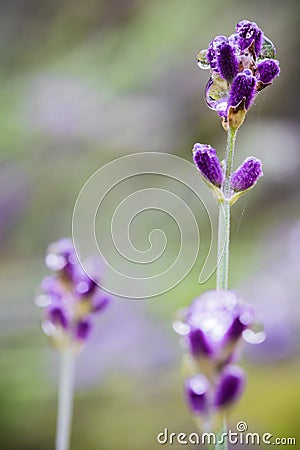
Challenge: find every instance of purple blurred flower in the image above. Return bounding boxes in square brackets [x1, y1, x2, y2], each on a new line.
[214, 365, 246, 408]
[193, 144, 223, 188]
[75, 318, 92, 341]
[175, 290, 260, 418]
[185, 375, 209, 415]
[36, 238, 110, 349]
[231, 157, 263, 192]
[188, 327, 213, 357]
[47, 305, 69, 330]
[183, 290, 255, 360]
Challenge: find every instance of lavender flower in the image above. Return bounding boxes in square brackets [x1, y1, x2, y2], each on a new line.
[236, 20, 263, 56]
[193, 144, 223, 188]
[185, 375, 209, 415]
[216, 41, 239, 82]
[214, 365, 246, 408]
[228, 69, 256, 110]
[36, 238, 110, 349]
[198, 20, 280, 128]
[231, 157, 263, 192]
[207, 36, 238, 82]
[184, 290, 255, 362]
[174, 290, 260, 419]
[256, 59, 280, 85]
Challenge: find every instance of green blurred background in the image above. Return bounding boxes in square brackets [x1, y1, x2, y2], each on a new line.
[0, 0, 299, 448]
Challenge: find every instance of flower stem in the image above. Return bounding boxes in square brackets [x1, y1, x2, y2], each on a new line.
[56, 348, 75, 450]
[216, 127, 237, 290]
[214, 127, 237, 450]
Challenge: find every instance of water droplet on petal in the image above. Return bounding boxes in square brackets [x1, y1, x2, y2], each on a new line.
[212, 35, 227, 48]
[197, 49, 210, 69]
[228, 33, 239, 49]
[205, 75, 229, 115]
[259, 36, 276, 59]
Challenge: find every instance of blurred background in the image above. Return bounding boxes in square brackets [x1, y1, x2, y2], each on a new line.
[0, 0, 299, 448]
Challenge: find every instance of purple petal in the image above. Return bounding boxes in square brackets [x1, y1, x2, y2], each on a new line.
[228, 70, 256, 110]
[193, 144, 223, 187]
[185, 375, 210, 415]
[231, 157, 263, 192]
[188, 328, 213, 357]
[236, 20, 263, 56]
[91, 292, 110, 313]
[216, 42, 238, 82]
[256, 59, 280, 84]
[75, 318, 92, 341]
[214, 365, 246, 408]
[47, 305, 68, 329]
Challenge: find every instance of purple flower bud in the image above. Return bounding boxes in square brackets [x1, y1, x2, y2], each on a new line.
[45, 238, 77, 280]
[216, 42, 238, 82]
[40, 276, 63, 303]
[91, 292, 110, 313]
[188, 328, 213, 357]
[256, 59, 280, 84]
[231, 157, 263, 192]
[74, 271, 97, 297]
[47, 305, 68, 329]
[185, 375, 210, 415]
[214, 365, 245, 408]
[236, 20, 263, 56]
[193, 144, 223, 187]
[225, 306, 255, 341]
[228, 69, 256, 110]
[75, 318, 92, 341]
[207, 36, 227, 72]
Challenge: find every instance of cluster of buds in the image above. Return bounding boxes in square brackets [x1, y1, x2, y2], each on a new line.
[174, 290, 263, 427]
[193, 143, 263, 203]
[35, 238, 110, 350]
[197, 20, 280, 129]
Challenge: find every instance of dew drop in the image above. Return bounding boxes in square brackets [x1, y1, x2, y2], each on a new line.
[197, 49, 210, 69]
[205, 75, 229, 115]
[259, 36, 276, 59]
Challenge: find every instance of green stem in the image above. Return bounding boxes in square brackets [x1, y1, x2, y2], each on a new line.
[213, 128, 237, 450]
[56, 348, 75, 450]
[216, 127, 237, 290]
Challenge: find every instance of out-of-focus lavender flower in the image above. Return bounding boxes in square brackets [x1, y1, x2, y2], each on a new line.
[185, 375, 209, 415]
[36, 238, 110, 350]
[174, 290, 262, 418]
[214, 365, 246, 408]
[231, 157, 263, 192]
[192, 144, 223, 188]
[197, 20, 280, 128]
[183, 290, 256, 361]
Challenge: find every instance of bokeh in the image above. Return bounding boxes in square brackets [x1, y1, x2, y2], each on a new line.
[0, 0, 299, 448]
